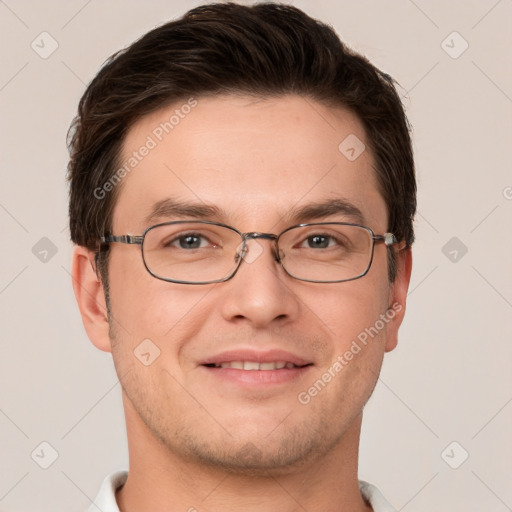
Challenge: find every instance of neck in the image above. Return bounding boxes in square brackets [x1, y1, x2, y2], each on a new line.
[116, 392, 372, 512]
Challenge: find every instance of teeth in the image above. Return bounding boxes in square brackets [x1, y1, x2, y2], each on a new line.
[214, 360, 294, 370]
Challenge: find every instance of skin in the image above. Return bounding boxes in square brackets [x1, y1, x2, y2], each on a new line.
[72, 94, 412, 512]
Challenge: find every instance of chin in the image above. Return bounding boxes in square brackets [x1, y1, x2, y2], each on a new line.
[165, 420, 340, 477]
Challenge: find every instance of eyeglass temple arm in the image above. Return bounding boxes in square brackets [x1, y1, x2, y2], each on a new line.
[100, 235, 144, 245]
[93, 235, 142, 278]
[374, 233, 399, 247]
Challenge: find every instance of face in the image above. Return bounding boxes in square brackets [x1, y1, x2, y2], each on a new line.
[102, 94, 408, 473]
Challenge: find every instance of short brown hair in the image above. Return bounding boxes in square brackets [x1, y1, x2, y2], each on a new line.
[67, 2, 416, 284]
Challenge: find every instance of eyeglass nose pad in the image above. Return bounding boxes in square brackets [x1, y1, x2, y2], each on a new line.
[234, 241, 247, 264]
[235, 238, 279, 265]
[274, 247, 284, 263]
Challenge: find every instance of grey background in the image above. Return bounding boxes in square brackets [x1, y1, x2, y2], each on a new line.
[1, 1, 511, 510]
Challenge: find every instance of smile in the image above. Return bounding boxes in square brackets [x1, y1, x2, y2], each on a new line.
[206, 361, 302, 370]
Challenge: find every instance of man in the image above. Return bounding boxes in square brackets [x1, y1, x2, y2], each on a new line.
[68, 3, 415, 511]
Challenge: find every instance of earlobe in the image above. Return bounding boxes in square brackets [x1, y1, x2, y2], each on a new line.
[71, 246, 112, 353]
[384, 247, 413, 353]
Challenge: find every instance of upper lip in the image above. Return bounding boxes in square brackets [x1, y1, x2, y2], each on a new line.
[200, 349, 312, 367]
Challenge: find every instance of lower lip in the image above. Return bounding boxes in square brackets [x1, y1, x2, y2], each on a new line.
[200, 365, 312, 386]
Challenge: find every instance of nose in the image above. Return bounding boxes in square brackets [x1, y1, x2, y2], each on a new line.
[219, 238, 300, 328]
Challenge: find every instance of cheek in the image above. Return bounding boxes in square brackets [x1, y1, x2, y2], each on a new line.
[108, 250, 183, 335]
[108, 259, 215, 366]
[313, 277, 390, 347]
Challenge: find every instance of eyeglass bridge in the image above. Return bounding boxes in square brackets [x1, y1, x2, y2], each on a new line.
[237, 232, 281, 263]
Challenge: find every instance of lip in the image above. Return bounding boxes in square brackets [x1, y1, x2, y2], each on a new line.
[199, 349, 313, 387]
[200, 349, 311, 367]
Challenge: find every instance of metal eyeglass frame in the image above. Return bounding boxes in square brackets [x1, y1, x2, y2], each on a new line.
[99, 220, 398, 285]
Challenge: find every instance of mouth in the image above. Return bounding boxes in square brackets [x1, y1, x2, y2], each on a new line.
[200, 350, 313, 386]
[204, 361, 307, 370]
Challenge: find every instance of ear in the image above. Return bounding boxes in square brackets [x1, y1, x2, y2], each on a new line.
[71, 246, 112, 353]
[384, 247, 413, 353]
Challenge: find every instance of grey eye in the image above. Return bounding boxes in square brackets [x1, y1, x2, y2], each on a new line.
[178, 235, 202, 249]
[306, 235, 331, 249]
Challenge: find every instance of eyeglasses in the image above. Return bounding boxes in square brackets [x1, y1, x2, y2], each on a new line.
[99, 220, 398, 285]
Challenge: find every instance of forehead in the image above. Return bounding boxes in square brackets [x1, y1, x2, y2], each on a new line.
[113, 94, 387, 232]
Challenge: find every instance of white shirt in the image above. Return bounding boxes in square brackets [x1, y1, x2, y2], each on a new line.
[87, 470, 397, 511]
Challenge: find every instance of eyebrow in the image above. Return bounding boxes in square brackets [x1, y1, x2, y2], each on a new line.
[143, 198, 223, 226]
[286, 198, 366, 225]
[142, 197, 366, 227]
